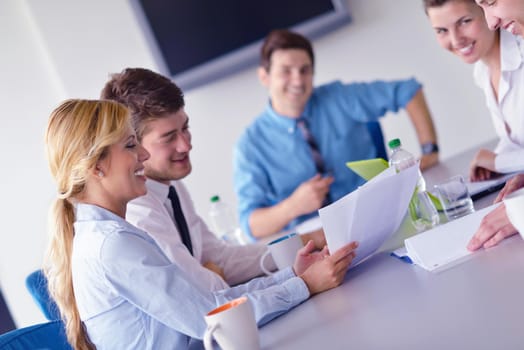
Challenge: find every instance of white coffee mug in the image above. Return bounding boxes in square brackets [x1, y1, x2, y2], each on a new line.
[204, 296, 260, 350]
[260, 233, 303, 275]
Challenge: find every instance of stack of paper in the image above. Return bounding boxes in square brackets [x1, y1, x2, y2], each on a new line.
[404, 204, 500, 272]
[319, 164, 419, 266]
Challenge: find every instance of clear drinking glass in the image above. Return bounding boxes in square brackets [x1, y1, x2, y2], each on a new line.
[434, 175, 475, 221]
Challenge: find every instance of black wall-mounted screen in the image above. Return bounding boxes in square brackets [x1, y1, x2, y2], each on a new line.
[132, 0, 351, 90]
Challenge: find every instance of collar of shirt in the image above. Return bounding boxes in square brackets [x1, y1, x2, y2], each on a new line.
[145, 179, 177, 222]
[75, 203, 147, 238]
[145, 178, 171, 200]
[500, 30, 523, 73]
[76, 202, 121, 222]
[264, 101, 314, 134]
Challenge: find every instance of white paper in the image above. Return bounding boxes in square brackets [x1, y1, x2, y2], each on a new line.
[319, 164, 419, 266]
[404, 204, 500, 272]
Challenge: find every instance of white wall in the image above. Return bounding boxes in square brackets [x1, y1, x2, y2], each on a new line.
[0, 0, 495, 326]
[0, 0, 65, 327]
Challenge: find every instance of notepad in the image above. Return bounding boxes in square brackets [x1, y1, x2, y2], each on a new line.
[346, 158, 389, 181]
[404, 204, 500, 273]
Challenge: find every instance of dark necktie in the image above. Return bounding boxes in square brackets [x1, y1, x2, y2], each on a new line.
[297, 118, 326, 174]
[168, 185, 193, 255]
[296, 118, 331, 206]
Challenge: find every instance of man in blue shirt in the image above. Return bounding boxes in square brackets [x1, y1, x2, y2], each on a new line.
[234, 29, 440, 241]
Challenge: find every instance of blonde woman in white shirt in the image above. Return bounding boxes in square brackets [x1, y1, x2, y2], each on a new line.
[44, 99, 357, 349]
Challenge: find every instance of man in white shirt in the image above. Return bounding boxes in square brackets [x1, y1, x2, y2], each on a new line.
[101, 67, 325, 289]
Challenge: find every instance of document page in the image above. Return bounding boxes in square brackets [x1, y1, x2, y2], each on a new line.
[319, 164, 419, 266]
[404, 204, 500, 272]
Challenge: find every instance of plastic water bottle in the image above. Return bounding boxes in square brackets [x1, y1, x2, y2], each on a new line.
[388, 138, 439, 232]
[208, 195, 245, 245]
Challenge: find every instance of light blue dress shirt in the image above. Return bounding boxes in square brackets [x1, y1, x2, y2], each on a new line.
[234, 79, 421, 239]
[72, 203, 309, 349]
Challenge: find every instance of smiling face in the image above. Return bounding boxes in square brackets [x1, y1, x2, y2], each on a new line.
[140, 108, 192, 183]
[96, 126, 150, 211]
[428, 0, 498, 64]
[259, 48, 314, 118]
[476, 0, 524, 36]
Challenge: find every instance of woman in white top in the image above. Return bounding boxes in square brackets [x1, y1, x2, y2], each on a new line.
[43, 99, 357, 349]
[425, 0, 524, 251]
[469, 0, 524, 247]
[425, 0, 524, 181]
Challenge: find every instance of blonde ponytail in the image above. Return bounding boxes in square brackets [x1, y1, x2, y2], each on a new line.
[44, 198, 95, 350]
[44, 99, 130, 350]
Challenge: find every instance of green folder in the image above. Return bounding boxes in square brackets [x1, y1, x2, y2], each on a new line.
[346, 158, 389, 181]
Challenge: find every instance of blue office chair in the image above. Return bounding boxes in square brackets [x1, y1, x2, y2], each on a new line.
[367, 121, 388, 160]
[0, 320, 72, 350]
[25, 270, 60, 321]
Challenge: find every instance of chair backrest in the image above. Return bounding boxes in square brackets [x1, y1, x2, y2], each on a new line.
[25, 270, 61, 321]
[367, 121, 388, 161]
[0, 320, 72, 350]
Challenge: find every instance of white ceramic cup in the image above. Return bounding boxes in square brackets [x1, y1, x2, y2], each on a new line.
[259, 233, 303, 275]
[204, 296, 260, 350]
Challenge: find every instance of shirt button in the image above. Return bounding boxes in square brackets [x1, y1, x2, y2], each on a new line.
[288, 127, 294, 133]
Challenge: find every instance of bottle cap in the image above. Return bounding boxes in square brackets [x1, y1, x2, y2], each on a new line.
[210, 195, 220, 203]
[388, 138, 401, 149]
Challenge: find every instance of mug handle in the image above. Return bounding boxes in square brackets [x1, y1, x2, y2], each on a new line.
[259, 250, 274, 275]
[204, 323, 219, 350]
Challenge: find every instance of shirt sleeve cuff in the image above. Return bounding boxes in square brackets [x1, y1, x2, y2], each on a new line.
[279, 276, 311, 303]
[274, 267, 310, 300]
[272, 266, 297, 284]
[495, 151, 524, 173]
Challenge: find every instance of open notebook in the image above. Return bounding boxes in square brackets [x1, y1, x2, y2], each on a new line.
[466, 173, 518, 200]
[402, 204, 500, 272]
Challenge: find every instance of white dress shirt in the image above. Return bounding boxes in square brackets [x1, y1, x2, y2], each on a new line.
[126, 179, 276, 289]
[473, 30, 524, 173]
[504, 188, 524, 235]
[73, 203, 309, 349]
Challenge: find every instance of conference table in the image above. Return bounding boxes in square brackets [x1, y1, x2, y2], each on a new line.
[259, 140, 524, 350]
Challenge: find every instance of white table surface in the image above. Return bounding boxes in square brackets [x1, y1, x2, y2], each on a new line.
[259, 140, 524, 350]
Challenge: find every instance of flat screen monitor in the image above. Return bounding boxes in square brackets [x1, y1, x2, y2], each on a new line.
[131, 0, 351, 90]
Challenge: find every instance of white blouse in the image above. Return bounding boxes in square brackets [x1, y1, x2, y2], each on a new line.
[473, 30, 524, 173]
